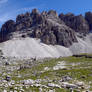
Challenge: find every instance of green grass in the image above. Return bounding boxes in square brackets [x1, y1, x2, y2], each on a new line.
[2, 53, 92, 91]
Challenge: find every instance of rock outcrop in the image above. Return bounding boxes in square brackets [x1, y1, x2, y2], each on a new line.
[0, 20, 15, 42]
[59, 13, 89, 34]
[85, 12, 92, 30]
[0, 9, 78, 47]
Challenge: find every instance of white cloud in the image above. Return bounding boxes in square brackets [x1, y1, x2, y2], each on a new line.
[0, 0, 8, 4]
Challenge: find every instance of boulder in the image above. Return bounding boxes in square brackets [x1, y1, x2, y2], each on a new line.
[61, 76, 72, 82]
[22, 79, 35, 85]
[61, 82, 78, 89]
[5, 76, 11, 81]
[48, 83, 61, 88]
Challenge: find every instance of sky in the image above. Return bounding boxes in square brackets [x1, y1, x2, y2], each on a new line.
[0, 0, 92, 26]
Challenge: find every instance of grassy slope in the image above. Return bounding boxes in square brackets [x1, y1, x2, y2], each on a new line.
[1, 54, 92, 92]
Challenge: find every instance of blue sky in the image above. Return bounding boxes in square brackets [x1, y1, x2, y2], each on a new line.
[0, 0, 92, 26]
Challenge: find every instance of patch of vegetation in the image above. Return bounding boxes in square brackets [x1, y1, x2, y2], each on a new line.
[1, 53, 92, 91]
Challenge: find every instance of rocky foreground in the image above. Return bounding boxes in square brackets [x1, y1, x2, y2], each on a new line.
[0, 51, 92, 92]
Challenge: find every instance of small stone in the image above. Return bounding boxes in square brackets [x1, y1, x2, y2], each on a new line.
[5, 76, 11, 81]
[22, 79, 35, 85]
[81, 75, 86, 79]
[61, 76, 72, 82]
[48, 83, 61, 88]
[3, 90, 7, 92]
[5, 62, 9, 65]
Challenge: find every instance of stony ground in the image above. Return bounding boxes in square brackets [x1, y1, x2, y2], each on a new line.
[0, 54, 92, 92]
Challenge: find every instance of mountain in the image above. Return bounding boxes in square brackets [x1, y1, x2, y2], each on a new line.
[0, 9, 92, 58]
[59, 13, 89, 34]
[0, 9, 78, 47]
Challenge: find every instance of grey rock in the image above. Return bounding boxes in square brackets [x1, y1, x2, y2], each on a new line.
[85, 12, 92, 30]
[0, 20, 15, 42]
[61, 76, 72, 82]
[5, 76, 11, 81]
[59, 13, 89, 34]
[0, 9, 78, 47]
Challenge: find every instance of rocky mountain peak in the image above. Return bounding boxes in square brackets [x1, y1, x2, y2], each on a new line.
[59, 13, 89, 34]
[16, 12, 31, 22]
[31, 8, 40, 15]
[48, 10, 58, 17]
[1, 9, 92, 47]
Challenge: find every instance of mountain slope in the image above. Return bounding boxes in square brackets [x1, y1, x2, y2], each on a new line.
[0, 9, 92, 58]
[0, 38, 72, 59]
[0, 34, 92, 58]
[70, 34, 92, 54]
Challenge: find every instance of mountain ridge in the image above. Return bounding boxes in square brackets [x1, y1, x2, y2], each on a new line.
[0, 9, 92, 58]
[1, 9, 92, 47]
[0, 9, 92, 48]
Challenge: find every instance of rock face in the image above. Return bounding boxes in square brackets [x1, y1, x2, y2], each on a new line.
[0, 20, 15, 42]
[41, 31, 57, 45]
[85, 12, 92, 30]
[0, 9, 78, 47]
[59, 13, 89, 34]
